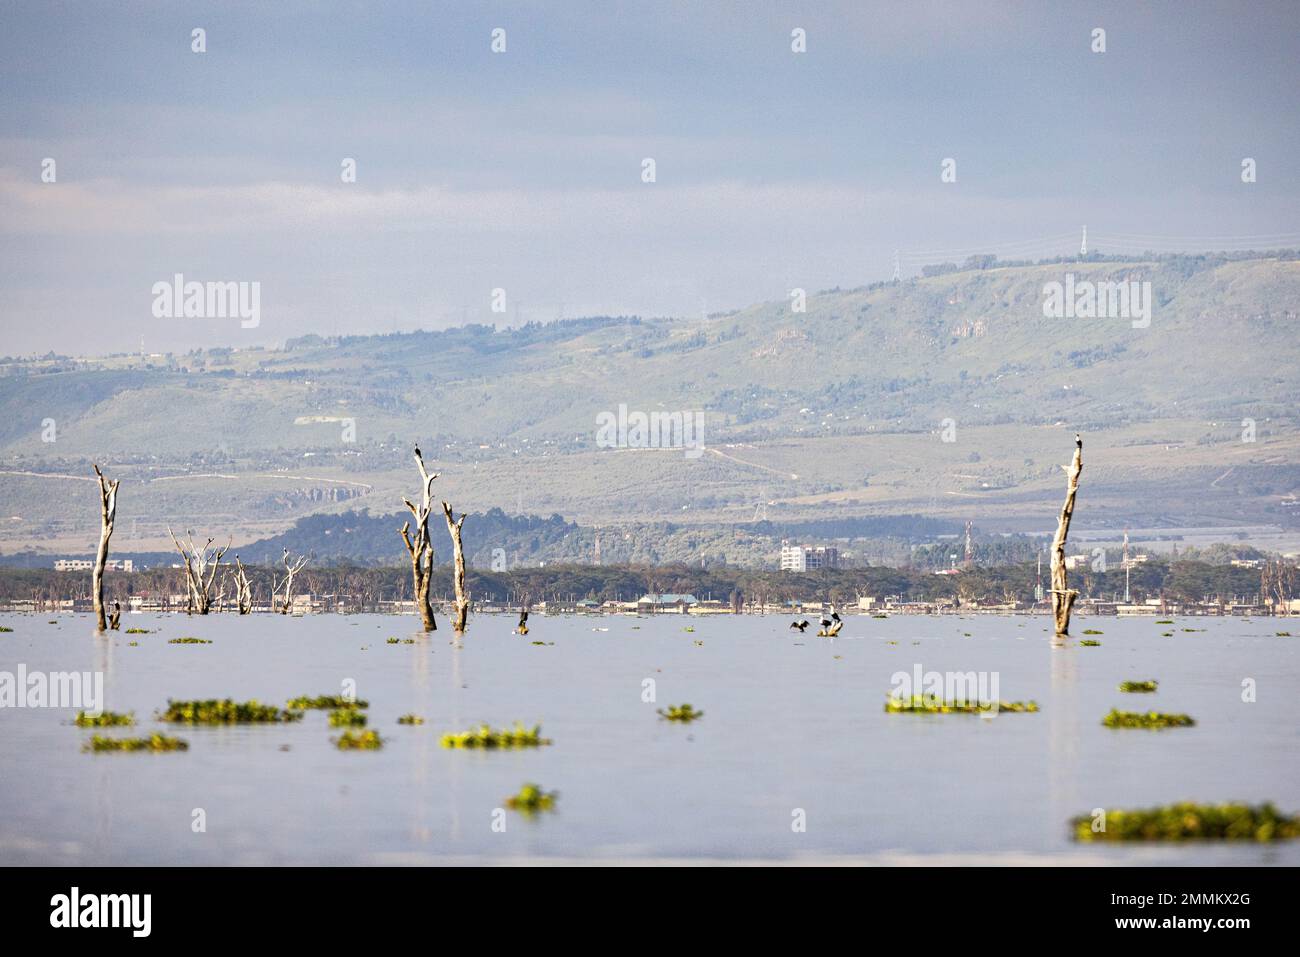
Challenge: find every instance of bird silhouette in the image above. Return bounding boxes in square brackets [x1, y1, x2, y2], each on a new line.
[789, 619, 810, 632]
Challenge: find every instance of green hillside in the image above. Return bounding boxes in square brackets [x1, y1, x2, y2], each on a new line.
[2, 253, 1297, 560]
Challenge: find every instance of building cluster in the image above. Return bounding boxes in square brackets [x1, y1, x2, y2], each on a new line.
[53, 558, 134, 573]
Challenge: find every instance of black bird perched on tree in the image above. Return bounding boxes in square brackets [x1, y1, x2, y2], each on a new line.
[109, 601, 121, 631]
[515, 609, 529, 636]
[818, 607, 843, 637]
[414, 443, 421, 459]
[789, 619, 810, 632]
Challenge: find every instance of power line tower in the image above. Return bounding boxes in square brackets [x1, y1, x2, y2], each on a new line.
[1080, 225, 1088, 257]
[963, 520, 974, 567]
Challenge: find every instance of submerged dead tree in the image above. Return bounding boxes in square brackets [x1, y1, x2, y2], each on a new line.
[274, 548, 309, 614]
[233, 556, 254, 614]
[168, 528, 229, 615]
[1050, 434, 1083, 637]
[399, 446, 439, 631]
[91, 465, 120, 633]
[442, 502, 469, 633]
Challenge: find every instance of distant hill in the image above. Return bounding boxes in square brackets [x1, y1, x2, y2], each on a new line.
[2, 252, 1297, 556]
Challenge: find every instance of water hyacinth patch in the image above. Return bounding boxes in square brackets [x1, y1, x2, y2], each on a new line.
[334, 730, 382, 750]
[0, 626, 13, 633]
[1082, 629, 1103, 635]
[1102, 708, 1194, 729]
[1072, 802, 1300, 842]
[440, 723, 551, 748]
[161, 698, 303, 724]
[287, 695, 369, 710]
[505, 783, 557, 813]
[125, 628, 151, 634]
[657, 703, 705, 722]
[85, 734, 188, 753]
[328, 708, 367, 727]
[1118, 680, 1158, 693]
[74, 710, 135, 727]
[1079, 639, 1101, 646]
[884, 694, 1038, 714]
[396, 714, 424, 725]
[167, 637, 211, 645]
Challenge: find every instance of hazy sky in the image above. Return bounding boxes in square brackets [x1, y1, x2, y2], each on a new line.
[2, 0, 1298, 355]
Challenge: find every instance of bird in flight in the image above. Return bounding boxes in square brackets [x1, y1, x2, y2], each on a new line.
[789, 619, 810, 632]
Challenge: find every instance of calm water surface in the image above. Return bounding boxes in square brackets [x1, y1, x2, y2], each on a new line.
[1, 612, 1297, 865]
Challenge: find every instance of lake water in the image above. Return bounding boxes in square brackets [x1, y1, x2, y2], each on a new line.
[1, 611, 1297, 865]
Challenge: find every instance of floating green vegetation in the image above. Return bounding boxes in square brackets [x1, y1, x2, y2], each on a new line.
[884, 695, 1038, 714]
[328, 708, 367, 727]
[396, 714, 425, 725]
[1155, 619, 1174, 624]
[440, 723, 551, 748]
[286, 694, 369, 710]
[1277, 631, 1292, 637]
[128, 641, 138, 646]
[74, 710, 135, 727]
[161, 698, 303, 724]
[334, 729, 383, 750]
[0, 626, 13, 633]
[1071, 802, 1300, 842]
[125, 628, 151, 634]
[657, 703, 705, 722]
[85, 734, 188, 753]
[167, 637, 211, 645]
[1079, 639, 1101, 646]
[872, 614, 888, 619]
[1161, 632, 1174, 637]
[505, 783, 557, 813]
[1083, 629, 1104, 635]
[1119, 680, 1158, 693]
[1102, 708, 1194, 729]
[386, 637, 416, 644]
[683, 626, 695, 633]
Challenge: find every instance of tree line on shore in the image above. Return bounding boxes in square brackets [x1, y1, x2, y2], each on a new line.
[16, 441, 1292, 634]
[3, 551, 1277, 611]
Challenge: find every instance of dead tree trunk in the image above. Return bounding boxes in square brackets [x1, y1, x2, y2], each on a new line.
[278, 548, 308, 614]
[91, 465, 120, 633]
[399, 447, 439, 631]
[167, 528, 230, 615]
[234, 557, 254, 614]
[442, 502, 469, 633]
[1050, 434, 1083, 637]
